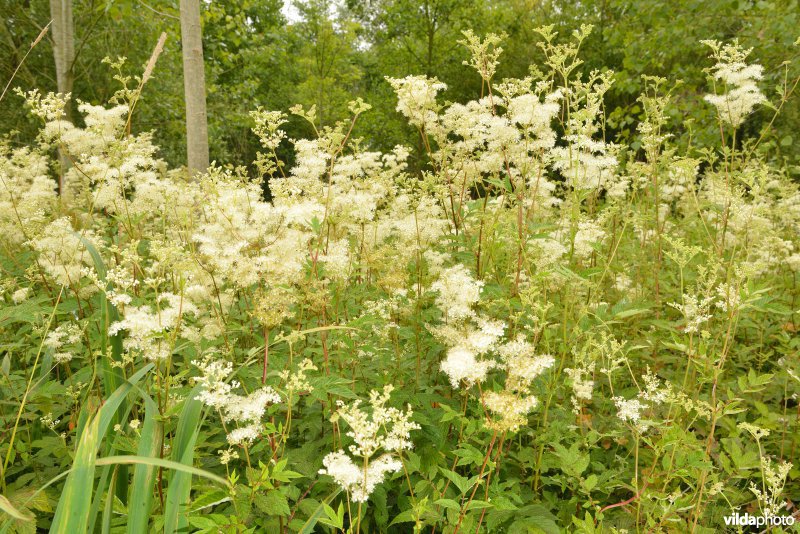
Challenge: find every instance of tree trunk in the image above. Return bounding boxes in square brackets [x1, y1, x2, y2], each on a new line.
[179, 0, 209, 176]
[49, 0, 74, 192]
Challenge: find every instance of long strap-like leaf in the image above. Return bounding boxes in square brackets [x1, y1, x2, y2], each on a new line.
[49, 365, 153, 533]
[164, 384, 205, 534]
[126, 390, 163, 534]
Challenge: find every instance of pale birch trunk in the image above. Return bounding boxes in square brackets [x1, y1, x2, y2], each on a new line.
[49, 0, 74, 191]
[179, 0, 209, 176]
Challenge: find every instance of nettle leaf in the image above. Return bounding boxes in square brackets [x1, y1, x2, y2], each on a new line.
[552, 442, 590, 479]
[254, 490, 290, 517]
[309, 376, 358, 401]
[439, 468, 474, 495]
[318, 502, 344, 529]
[434, 498, 461, 511]
[454, 445, 485, 467]
[509, 505, 561, 534]
[389, 508, 416, 526]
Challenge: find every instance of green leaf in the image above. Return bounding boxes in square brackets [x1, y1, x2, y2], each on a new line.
[298, 489, 341, 534]
[0, 494, 34, 522]
[613, 308, 650, 319]
[466, 500, 493, 511]
[509, 505, 561, 534]
[95, 456, 230, 487]
[434, 498, 461, 511]
[126, 391, 163, 534]
[552, 442, 589, 479]
[164, 385, 205, 534]
[254, 490, 290, 517]
[318, 502, 344, 529]
[49, 365, 153, 534]
[439, 468, 473, 495]
[389, 509, 416, 526]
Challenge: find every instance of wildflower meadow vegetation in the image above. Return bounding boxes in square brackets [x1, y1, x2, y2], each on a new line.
[1, 7, 800, 534]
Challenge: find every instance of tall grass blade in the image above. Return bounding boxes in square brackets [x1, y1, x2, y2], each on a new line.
[49, 365, 153, 533]
[163, 385, 204, 534]
[126, 391, 163, 534]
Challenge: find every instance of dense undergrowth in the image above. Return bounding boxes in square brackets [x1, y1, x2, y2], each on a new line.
[1, 27, 800, 533]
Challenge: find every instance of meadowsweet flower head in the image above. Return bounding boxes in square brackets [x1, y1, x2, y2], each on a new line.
[431, 264, 483, 321]
[227, 424, 261, 446]
[319, 451, 403, 503]
[40, 413, 60, 431]
[386, 75, 447, 129]
[12, 287, 30, 304]
[639, 369, 670, 405]
[195, 356, 281, 446]
[109, 292, 198, 361]
[702, 40, 767, 127]
[16, 89, 69, 121]
[320, 386, 418, 502]
[738, 421, 770, 441]
[250, 108, 288, 151]
[715, 282, 741, 313]
[30, 218, 95, 287]
[44, 323, 82, 350]
[280, 358, 318, 393]
[750, 457, 792, 517]
[565, 365, 595, 414]
[223, 387, 282, 424]
[484, 391, 539, 432]
[614, 396, 650, 432]
[252, 285, 296, 329]
[507, 90, 562, 145]
[218, 448, 239, 465]
[440, 346, 496, 388]
[669, 294, 714, 334]
[572, 220, 606, 259]
[460, 30, 504, 81]
[336, 385, 419, 457]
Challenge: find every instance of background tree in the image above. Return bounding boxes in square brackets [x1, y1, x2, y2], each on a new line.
[179, 0, 210, 174]
[1, 0, 799, 176]
[48, 0, 74, 187]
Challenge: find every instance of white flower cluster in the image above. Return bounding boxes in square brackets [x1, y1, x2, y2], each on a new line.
[488, 338, 554, 431]
[430, 264, 484, 322]
[11, 287, 30, 304]
[29, 218, 95, 288]
[385, 75, 447, 129]
[437, 317, 505, 387]
[669, 294, 715, 334]
[109, 292, 198, 361]
[319, 385, 419, 502]
[702, 40, 767, 127]
[750, 457, 793, 518]
[319, 451, 402, 503]
[613, 396, 649, 432]
[0, 145, 56, 247]
[44, 322, 83, 364]
[435, 312, 553, 431]
[279, 358, 318, 393]
[194, 357, 282, 446]
[565, 365, 595, 414]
